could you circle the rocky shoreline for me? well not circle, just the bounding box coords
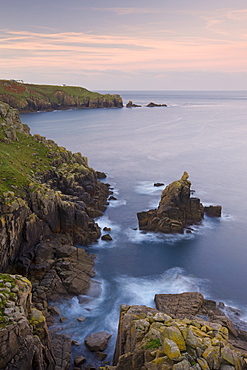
[0,101,112,368]
[1,102,247,370]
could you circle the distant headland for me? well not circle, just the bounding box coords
[0,79,123,112]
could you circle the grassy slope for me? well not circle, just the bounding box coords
[0,130,53,196]
[0,79,119,103]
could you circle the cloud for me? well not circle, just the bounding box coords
[88,7,157,16]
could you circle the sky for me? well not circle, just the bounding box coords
[1,0,247,90]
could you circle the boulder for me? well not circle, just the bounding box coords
[85,331,112,352]
[101,234,113,241]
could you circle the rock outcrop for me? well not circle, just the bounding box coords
[0,79,123,112]
[126,100,141,108]
[137,172,221,233]
[0,274,55,369]
[146,102,167,107]
[106,294,247,370]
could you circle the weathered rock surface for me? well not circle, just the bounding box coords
[0,274,55,369]
[126,100,141,107]
[137,172,221,234]
[106,300,247,370]
[146,102,167,107]
[85,331,112,352]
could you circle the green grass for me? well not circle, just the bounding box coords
[0,79,121,104]
[0,130,52,197]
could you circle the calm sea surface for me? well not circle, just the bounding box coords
[21,91,247,363]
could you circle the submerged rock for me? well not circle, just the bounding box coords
[137,172,221,234]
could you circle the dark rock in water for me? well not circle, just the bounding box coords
[103,226,111,232]
[126,100,141,108]
[101,234,112,241]
[85,331,112,352]
[146,102,167,107]
[109,195,117,200]
[154,182,164,187]
[137,172,222,234]
[74,356,86,365]
[204,205,222,217]
[95,351,108,361]
[96,171,107,179]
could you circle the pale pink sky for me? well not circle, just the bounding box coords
[1,0,247,90]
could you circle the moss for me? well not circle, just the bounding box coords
[144,339,162,350]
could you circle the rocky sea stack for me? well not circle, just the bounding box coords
[0,79,123,112]
[137,172,221,234]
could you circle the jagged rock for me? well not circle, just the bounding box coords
[204,205,222,217]
[85,331,112,352]
[137,172,221,234]
[109,302,247,370]
[74,355,86,365]
[101,234,113,241]
[146,102,167,107]
[0,274,55,369]
[126,100,141,108]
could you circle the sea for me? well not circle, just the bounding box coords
[20,90,247,365]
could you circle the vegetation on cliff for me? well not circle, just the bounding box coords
[0,79,123,112]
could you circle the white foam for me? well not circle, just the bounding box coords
[114,267,210,308]
[125,227,196,245]
[134,181,165,195]
[108,198,127,208]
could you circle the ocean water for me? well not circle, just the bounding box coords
[21,91,247,364]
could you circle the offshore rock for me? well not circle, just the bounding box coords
[105,299,247,370]
[137,172,221,234]
[126,100,141,107]
[146,102,167,107]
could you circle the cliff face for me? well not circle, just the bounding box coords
[0,274,55,369]
[137,172,221,234]
[0,101,112,368]
[0,79,123,112]
[107,294,247,370]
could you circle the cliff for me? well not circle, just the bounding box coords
[106,293,247,370]
[0,100,111,298]
[0,274,55,369]
[0,79,123,112]
[0,101,115,368]
[137,172,221,234]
